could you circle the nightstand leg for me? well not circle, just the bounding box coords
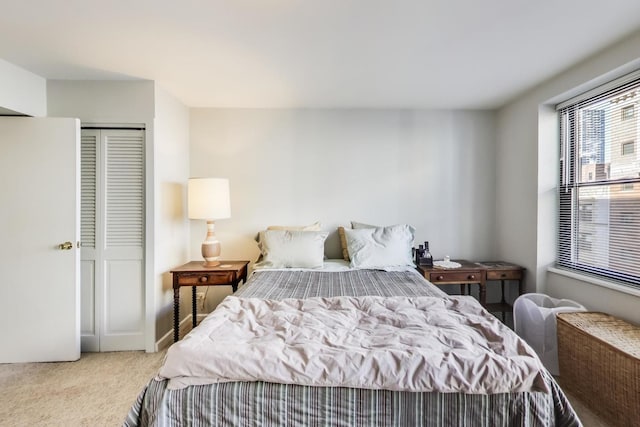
[192,286,197,329]
[173,287,180,343]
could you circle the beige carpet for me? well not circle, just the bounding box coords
[0,351,165,427]
[0,350,611,427]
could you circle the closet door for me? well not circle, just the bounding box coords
[81,128,145,351]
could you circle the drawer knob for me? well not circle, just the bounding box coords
[437,275,444,280]
[501,273,507,278]
[199,276,208,283]
[468,275,475,280]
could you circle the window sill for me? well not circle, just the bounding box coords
[547,266,640,298]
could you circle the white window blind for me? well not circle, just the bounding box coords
[558,74,640,287]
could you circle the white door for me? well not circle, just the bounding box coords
[0,117,80,363]
[81,128,145,352]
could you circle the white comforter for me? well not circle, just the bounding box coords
[160,295,548,394]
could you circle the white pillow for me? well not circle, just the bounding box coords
[256,230,328,269]
[255,221,321,244]
[350,222,416,260]
[344,224,415,269]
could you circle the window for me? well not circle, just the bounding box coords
[558,72,640,287]
[622,141,635,155]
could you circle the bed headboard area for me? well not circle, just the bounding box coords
[188,108,498,264]
[253,221,416,270]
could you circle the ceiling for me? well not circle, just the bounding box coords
[2,0,640,109]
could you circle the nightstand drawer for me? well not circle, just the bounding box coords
[486,270,522,281]
[178,272,235,286]
[429,271,482,283]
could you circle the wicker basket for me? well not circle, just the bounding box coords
[557,312,640,426]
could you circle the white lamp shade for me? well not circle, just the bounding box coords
[188,178,231,220]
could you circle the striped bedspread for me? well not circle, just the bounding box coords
[124,268,582,426]
[235,268,450,300]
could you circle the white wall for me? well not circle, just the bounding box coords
[496,29,640,324]
[47,80,155,122]
[190,108,497,310]
[153,85,190,347]
[0,58,46,116]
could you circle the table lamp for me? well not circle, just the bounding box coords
[188,178,231,266]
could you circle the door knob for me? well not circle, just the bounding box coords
[58,241,73,250]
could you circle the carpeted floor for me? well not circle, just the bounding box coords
[0,351,165,427]
[0,350,611,426]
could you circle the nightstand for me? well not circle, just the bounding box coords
[416,260,486,304]
[475,261,525,322]
[171,260,249,342]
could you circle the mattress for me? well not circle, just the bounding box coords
[124,267,582,426]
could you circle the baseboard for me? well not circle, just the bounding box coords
[155,313,210,351]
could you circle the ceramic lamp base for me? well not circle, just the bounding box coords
[201,220,221,266]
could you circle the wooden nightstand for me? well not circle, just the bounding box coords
[416,260,487,304]
[171,260,249,342]
[417,260,525,324]
[475,261,525,321]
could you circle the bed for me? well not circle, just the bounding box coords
[124,225,582,426]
